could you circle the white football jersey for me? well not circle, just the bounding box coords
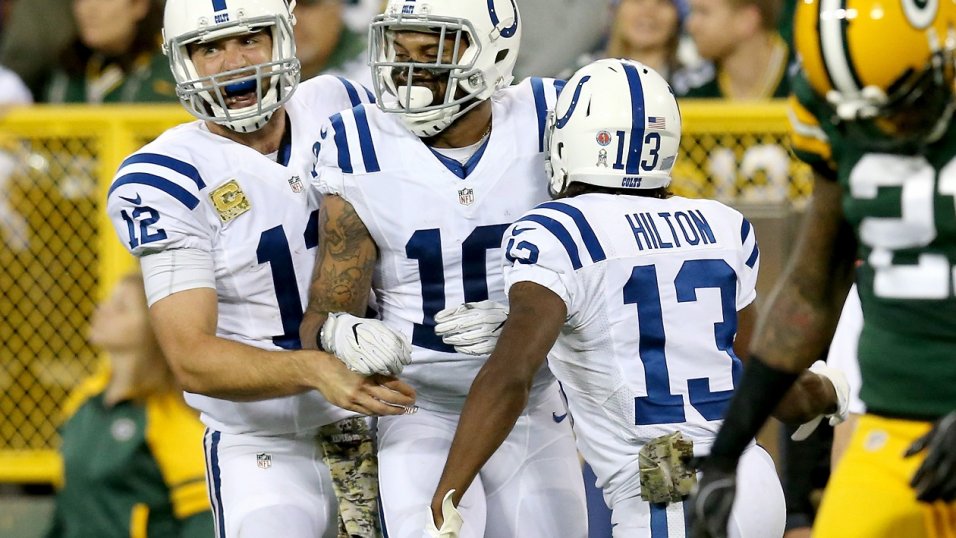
[502,193,759,505]
[106,75,374,435]
[313,78,565,412]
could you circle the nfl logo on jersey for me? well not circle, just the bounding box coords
[256,452,272,470]
[288,175,304,193]
[458,187,475,206]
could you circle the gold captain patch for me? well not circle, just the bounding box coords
[210,180,250,222]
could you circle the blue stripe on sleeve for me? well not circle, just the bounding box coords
[622,63,646,175]
[119,153,206,190]
[364,86,375,103]
[329,113,353,174]
[336,76,363,107]
[740,218,752,243]
[514,213,583,270]
[531,77,548,152]
[538,201,607,263]
[353,106,380,173]
[746,242,760,268]
[108,172,201,209]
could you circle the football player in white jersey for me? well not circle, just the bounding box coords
[106,1,416,536]
[427,59,849,537]
[300,0,588,536]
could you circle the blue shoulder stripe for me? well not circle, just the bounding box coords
[740,218,752,243]
[119,153,206,190]
[329,113,353,174]
[365,86,375,103]
[353,106,380,173]
[515,213,583,270]
[109,172,201,210]
[554,79,567,95]
[531,77,548,152]
[746,242,759,268]
[538,201,606,263]
[336,76,363,107]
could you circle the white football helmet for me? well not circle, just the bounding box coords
[369,0,521,137]
[163,0,300,133]
[546,59,682,195]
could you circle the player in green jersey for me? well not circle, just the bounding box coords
[690,0,956,536]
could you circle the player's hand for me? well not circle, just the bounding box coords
[905,410,956,502]
[321,313,411,375]
[791,360,850,441]
[425,490,463,538]
[434,300,508,355]
[689,460,737,538]
[313,354,417,416]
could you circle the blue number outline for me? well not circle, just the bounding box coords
[624,259,742,425]
[406,224,510,352]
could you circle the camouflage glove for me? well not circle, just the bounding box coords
[317,417,382,538]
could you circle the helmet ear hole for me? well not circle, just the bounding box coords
[557,141,564,159]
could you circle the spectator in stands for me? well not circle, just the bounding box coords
[44,0,176,103]
[561,0,696,91]
[680,0,789,98]
[45,271,214,538]
[295,0,371,86]
[0,0,74,100]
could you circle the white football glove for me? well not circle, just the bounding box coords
[425,490,463,538]
[433,300,508,355]
[320,313,411,376]
[791,360,850,441]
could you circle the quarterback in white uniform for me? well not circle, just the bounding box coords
[428,59,841,537]
[301,1,587,537]
[106,1,414,536]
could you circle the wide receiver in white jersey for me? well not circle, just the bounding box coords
[300,0,588,537]
[428,59,849,537]
[106,0,415,536]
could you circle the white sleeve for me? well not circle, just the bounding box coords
[500,215,581,313]
[827,284,865,414]
[737,215,760,310]
[140,248,216,306]
[106,151,213,257]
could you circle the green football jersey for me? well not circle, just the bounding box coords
[791,72,956,418]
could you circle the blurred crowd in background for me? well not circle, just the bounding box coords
[0,0,800,107]
[0,1,823,537]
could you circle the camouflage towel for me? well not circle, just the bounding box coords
[638,431,697,504]
[317,417,382,538]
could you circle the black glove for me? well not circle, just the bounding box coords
[689,459,737,538]
[905,410,956,502]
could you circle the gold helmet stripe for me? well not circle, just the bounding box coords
[819,0,863,94]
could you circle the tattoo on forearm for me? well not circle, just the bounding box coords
[310,199,376,316]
